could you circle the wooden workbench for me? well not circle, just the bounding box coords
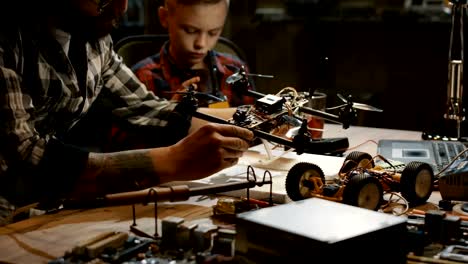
[0,124,448,263]
[0,199,216,263]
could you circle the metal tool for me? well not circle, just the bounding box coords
[445,0,467,139]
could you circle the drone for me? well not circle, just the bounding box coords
[174,69,383,157]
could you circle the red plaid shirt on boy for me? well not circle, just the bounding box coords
[132,41,254,107]
[106,41,255,151]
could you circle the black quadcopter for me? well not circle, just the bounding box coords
[173,69,382,156]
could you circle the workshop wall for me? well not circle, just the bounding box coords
[225,0,454,133]
[121,0,462,135]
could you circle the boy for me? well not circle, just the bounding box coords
[104,0,255,151]
[132,0,254,107]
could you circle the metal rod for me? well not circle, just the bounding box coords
[192,111,229,124]
[246,73,274,79]
[299,106,341,123]
[188,181,258,197]
[132,204,136,226]
[445,1,466,138]
[193,108,301,146]
[105,181,273,207]
[245,89,267,99]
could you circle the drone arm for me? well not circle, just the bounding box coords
[253,129,294,146]
[192,110,230,124]
[192,110,294,146]
[299,106,341,124]
[245,89,266,99]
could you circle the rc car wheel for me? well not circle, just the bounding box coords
[343,172,383,210]
[285,162,325,201]
[400,161,434,205]
[340,151,374,174]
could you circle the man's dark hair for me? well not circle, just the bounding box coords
[1,0,64,24]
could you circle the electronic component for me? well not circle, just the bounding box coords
[441,215,462,244]
[377,139,467,174]
[438,157,468,201]
[440,245,468,262]
[374,158,406,173]
[255,94,285,114]
[235,198,407,263]
[424,210,447,242]
[49,217,237,264]
[49,233,157,264]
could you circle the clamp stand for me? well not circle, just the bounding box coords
[123,166,273,239]
[445,0,466,139]
[423,0,467,141]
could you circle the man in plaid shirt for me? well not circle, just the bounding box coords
[0,0,253,226]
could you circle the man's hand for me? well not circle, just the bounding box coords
[150,123,254,183]
[73,124,253,199]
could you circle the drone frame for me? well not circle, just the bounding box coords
[175,88,351,156]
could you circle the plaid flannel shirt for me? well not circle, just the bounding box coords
[0,26,187,209]
[132,41,255,107]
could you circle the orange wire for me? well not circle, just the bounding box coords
[345,139,378,152]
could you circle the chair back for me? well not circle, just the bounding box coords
[114,34,248,67]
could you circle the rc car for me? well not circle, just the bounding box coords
[285,151,435,211]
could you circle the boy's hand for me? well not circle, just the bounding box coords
[171,76,201,101]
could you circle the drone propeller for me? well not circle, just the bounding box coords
[226,72,243,84]
[337,93,383,112]
[352,102,383,112]
[226,71,274,84]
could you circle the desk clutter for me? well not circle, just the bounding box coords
[43,149,468,264]
[377,139,468,201]
[377,139,467,174]
[48,221,237,264]
[48,199,468,264]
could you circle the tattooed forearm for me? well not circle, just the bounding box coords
[86,149,159,195]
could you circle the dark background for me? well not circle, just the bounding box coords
[113,0,466,137]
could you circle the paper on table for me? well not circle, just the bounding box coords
[239,144,345,178]
[187,144,346,204]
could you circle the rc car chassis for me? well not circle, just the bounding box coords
[285,151,435,211]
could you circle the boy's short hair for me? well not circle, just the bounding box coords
[165,0,227,4]
[165,0,229,12]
